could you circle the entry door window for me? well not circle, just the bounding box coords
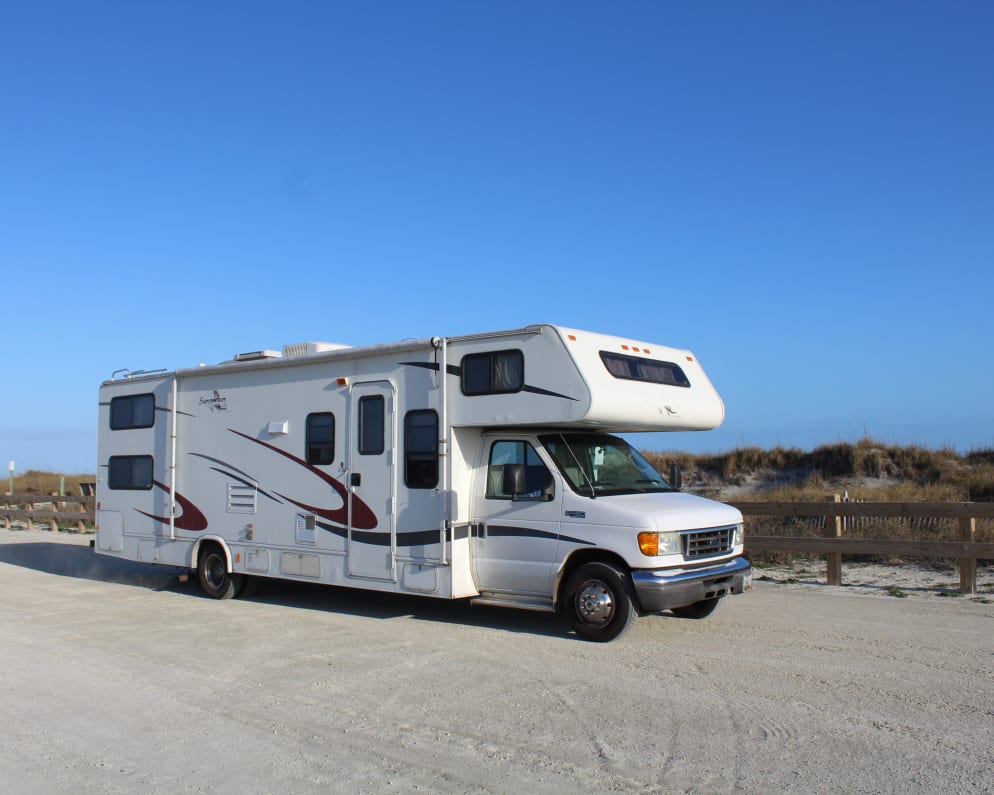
[358,395,384,455]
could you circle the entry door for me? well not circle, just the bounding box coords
[471,438,562,597]
[347,381,396,580]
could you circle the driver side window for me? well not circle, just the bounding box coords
[486,440,553,500]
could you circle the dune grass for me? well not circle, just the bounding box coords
[642,438,994,553]
[643,437,994,503]
[4,470,96,497]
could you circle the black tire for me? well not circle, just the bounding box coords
[671,597,721,619]
[197,544,243,599]
[562,562,637,642]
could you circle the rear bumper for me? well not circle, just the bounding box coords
[631,557,752,613]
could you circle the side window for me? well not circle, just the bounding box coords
[305,412,335,465]
[358,395,384,455]
[599,351,691,387]
[110,394,155,430]
[486,440,552,500]
[461,350,524,395]
[404,410,438,489]
[108,455,154,490]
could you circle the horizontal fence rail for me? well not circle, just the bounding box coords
[730,499,994,594]
[1,493,95,533]
[2,492,991,593]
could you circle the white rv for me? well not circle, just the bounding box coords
[95,324,751,641]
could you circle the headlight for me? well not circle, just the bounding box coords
[637,531,682,556]
[734,524,745,546]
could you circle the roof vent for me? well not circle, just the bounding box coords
[233,349,283,362]
[282,341,352,357]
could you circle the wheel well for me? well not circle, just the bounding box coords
[554,549,632,612]
[191,538,231,572]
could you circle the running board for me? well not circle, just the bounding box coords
[471,594,555,613]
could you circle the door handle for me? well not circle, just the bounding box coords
[477,523,487,539]
[350,473,361,487]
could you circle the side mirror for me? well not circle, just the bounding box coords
[502,463,527,496]
[669,462,683,491]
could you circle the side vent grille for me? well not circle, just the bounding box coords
[227,483,257,514]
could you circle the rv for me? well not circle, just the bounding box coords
[95,324,751,641]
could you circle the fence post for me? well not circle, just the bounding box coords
[825,495,843,586]
[959,517,977,595]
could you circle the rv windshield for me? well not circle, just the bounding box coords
[539,433,674,497]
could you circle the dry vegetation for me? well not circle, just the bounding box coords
[643,438,994,552]
[643,438,994,503]
[4,470,96,497]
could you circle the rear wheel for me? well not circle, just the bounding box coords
[671,597,721,619]
[197,544,243,599]
[563,562,637,642]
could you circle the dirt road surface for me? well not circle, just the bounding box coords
[1,528,991,794]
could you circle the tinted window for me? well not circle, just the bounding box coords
[599,352,690,387]
[541,432,672,496]
[486,440,551,500]
[462,355,492,395]
[358,395,384,455]
[108,455,154,490]
[461,350,524,395]
[306,412,335,465]
[404,410,438,489]
[110,394,155,430]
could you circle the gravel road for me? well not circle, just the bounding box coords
[1,528,991,794]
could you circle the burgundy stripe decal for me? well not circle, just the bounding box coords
[228,429,378,530]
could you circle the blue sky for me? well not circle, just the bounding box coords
[2,1,992,473]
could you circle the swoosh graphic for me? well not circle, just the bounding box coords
[486,525,591,546]
[136,480,209,531]
[316,522,467,547]
[399,361,578,401]
[229,429,378,530]
[206,467,283,505]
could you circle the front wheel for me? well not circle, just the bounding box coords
[671,597,721,619]
[197,545,243,599]
[562,562,637,642]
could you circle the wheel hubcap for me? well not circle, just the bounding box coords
[206,555,225,589]
[575,579,614,627]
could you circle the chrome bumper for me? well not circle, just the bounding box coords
[631,557,752,613]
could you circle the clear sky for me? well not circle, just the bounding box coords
[2,1,992,473]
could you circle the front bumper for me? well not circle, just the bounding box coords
[631,557,752,613]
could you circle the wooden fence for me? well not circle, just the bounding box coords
[2,491,992,594]
[0,493,95,533]
[731,498,994,594]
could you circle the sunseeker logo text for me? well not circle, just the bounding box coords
[200,391,228,411]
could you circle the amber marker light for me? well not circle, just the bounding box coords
[637,532,659,556]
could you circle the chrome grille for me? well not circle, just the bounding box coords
[683,525,735,559]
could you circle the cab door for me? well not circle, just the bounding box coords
[471,437,561,596]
